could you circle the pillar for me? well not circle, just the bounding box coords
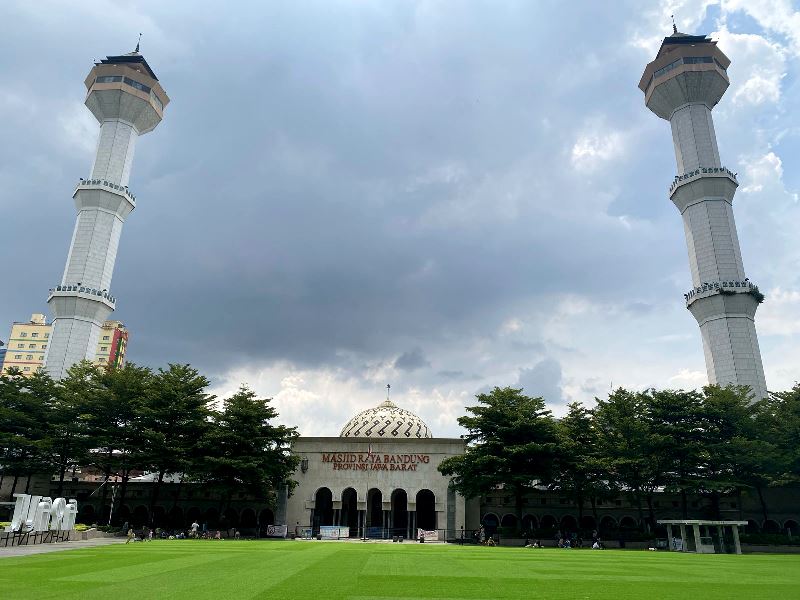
[692,524,701,552]
[666,524,674,551]
[679,524,687,552]
[717,525,724,553]
[732,524,742,555]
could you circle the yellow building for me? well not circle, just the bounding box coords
[94,320,128,368]
[1,315,127,376]
[1,313,51,376]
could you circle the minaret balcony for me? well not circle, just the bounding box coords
[669,166,738,195]
[684,279,763,308]
[48,284,116,308]
[75,178,137,205]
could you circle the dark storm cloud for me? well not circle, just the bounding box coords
[517,358,565,406]
[394,348,430,371]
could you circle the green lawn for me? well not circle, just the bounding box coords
[1,541,798,599]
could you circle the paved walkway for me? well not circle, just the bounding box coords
[0,537,124,559]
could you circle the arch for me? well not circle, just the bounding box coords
[391,489,408,537]
[784,519,799,535]
[539,515,558,531]
[500,513,518,529]
[168,506,184,529]
[132,505,149,528]
[186,506,202,528]
[152,505,166,528]
[482,512,499,533]
[258,508,274,527]
[314,487,334,534]
[416,489,436,531]
[745,519,760,534]
[521,514,538,533]
[223,508,239,528]
[204,507,219,528]
[763,519,780,534]
[341,488,358,535]
[599,515,617,533]
[78,504,96,525]
[560,515,578,533]
[619,516,637,530]
[240,508,257,529]
[580,515,596,531]
[366,488,383,537]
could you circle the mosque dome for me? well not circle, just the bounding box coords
[339,400,433,439]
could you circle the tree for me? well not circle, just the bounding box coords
[696,385,778,520]
[47,363,95,497]
[83,362,153,524]
[438,387,559,528]
[0,368,50,498]
[594,388,663,530]
[551,401,613,527]
[645,388,705,520]
[142,364,214,527]
[198,386,299,517]
[769,383,800,483]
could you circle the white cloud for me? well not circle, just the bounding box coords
[722,0,800,56]
[739,151,783,193]
[571,127,625,170]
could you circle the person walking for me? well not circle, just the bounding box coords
[125,528,135,544]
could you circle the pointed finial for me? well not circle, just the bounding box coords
[671,15,678,34]
[386,383,391,401]
[135,33,142,53]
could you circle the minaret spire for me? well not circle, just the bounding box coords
[135,33,142,53]
[671,15,677,34]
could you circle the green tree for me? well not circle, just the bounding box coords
[0,368,50,499]
[551,401,613,528]
[83,362,153,524]
[438,387,559,528]
[143,364,214,527]
[47,363,95,497]
[594,388,663,530]
[646,388,704,520]
[199,386,299,516]
[769,383,800,483]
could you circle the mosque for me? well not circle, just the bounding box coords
[279,399,478,539]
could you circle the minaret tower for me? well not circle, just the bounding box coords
[44,49,169,379]
[639,30,767,399]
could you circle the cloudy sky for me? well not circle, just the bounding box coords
[1,0,799,436]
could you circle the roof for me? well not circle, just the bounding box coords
[99,52,159,81]
[656,33,716,60]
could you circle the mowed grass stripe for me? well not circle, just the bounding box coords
[0,541,798,600]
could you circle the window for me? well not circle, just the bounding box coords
[123,77,151,94]
[31,333,39,338]
[17,344,24,348]
[23,367,30,372]
[683,56,713,64]
[44,333,49,339]
[14,354,22,359]
[20,332,27,337]
[28,344,36,349]
[101,346,108,352]
[26,355,33,360]
[103,336,110,341]
[96,75,123,83]
[42,345,47,350]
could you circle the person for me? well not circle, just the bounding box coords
[214,530,221,540]
[534,540,542,548]
[191,521,199,538]
[126,528,135,544]
[486,537,496,547]
[234,529,241,540]
[148,528,154,541]
[564,539,571,549]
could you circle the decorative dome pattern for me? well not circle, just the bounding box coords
[340,400,433,439]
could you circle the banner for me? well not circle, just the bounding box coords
[320,526,350,539]
[417,529,438,541]
[265,525,288,538]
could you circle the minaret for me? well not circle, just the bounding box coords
[44,49,169,379]
[639,31,767,399]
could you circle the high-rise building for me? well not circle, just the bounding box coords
[639,29,767,399]
[94,320,128,368]
[1,314,52,376]
[44,49,168,380]
[0,340,7,371]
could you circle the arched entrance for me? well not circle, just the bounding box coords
[521,514,538,534]
[132,505,149,528]
[561,515,578,533]
[168,506,184,529]
[240,508,257,529]
[539,515,558,532]
[599,516,617,534]
[580,515,596,532]
[341,488,358,535]
[501,514,518,531]
[366,488,383,537]
[416,489,436,531]
[391,489,408,537]
[313,487,334,534]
